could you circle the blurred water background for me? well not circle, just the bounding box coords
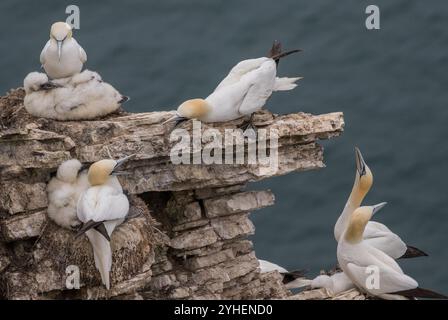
[1,0,447,292]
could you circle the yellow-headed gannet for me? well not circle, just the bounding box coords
[40,22,87,79]
[23,70,128,120]
[334,147,427,259]
[165,41,302,128]
[75,155,134,289]
[337,204,447,300]
[47,159,90,230]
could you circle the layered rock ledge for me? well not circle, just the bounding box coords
[0,88,346,299]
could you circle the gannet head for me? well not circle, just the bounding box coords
[355,147,373,193]
[50,22,73,61]
[87,155,135,186]
[345,203,387,243]
[165,99,211,127]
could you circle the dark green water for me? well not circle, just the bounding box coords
[1,0,447,293]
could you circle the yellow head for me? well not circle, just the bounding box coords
[352,147,373,203]
[50,22,73,41]
[177,99,211,120]
[345,203,387,243]
[87,159,116,186]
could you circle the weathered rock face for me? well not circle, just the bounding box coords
[0,88,345,299]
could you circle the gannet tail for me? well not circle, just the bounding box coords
[400,245,429,259]
[274,77,303,91]
[86,229,112,290]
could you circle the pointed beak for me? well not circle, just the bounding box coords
[112,154,136,175]
[57,40,63,61]
[163,114,189,128]
[270,49,302,61]
[372,202,387,215]
[355,147,367,177]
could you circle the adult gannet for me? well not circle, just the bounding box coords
[40,22,87,79]
[23,70,128,120]
[165,42,302,128]
[338,204,447,300]
[75,155,134,289]
[47,159,89,230]
[334,147,427,259]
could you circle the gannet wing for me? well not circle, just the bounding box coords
[94,192,129,221]
[79,45,87,63]
[214,57,269,92]
[347,262,417,295]
[363,225,407,260]
[40,40,51,66]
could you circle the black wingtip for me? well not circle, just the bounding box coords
[281,269,308,284]
[119,95,130,104]
[400,245,429,259]
[393,287,448,299]
[75,220,110,241]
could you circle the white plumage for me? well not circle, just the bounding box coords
[40,22,87,79]
[258,259,288,273]
[76,158,131,289]
[47,159,89,230]
[286,272,355,295]
[23,70,127,120]
[337,205,419,300]
[169,47,301,125]
[334,148,416,260]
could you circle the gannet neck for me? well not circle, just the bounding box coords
[88,159,116,186]
[344,206,373,244]
[177,98,211,120]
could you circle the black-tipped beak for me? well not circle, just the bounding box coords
[372,202,387,216]
[355,147,367,177]
[270,49,302,61]
[119,95,130,104]
[112,154,136,175]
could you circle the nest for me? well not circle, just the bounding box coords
[35,195,165,289]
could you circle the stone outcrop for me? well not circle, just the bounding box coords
[0,88,346,299]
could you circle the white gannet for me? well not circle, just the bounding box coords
[338,204,447,300]
[75,155,134,289]
[40,22,87,79]
[23,70,128,120]
[334,147,427,259]
[47,159,90,230]
[165,41,302,128]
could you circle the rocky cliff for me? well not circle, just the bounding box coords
[0,88,348,299]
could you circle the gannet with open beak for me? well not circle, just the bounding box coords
[47,159,89,230]
[75,155,134,289]
[334,148,427,259]
[338,204,447,300]
[165,41,302,128]
[40,22,87,79]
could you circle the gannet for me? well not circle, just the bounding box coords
[165,42,302,127]
[258,259,307,285]
[338,204,447,300]
[23,70,128,120]
[334,147,427,259]
[47,159,89,230]
[75,155,134,289]
[286,272,355,295]
[40,22,87,79]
